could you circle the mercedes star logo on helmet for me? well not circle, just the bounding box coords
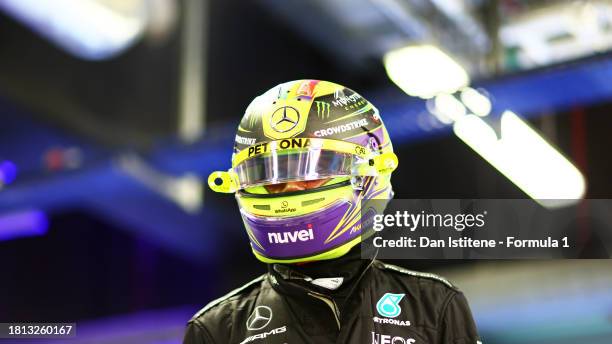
[270,106,300,133]
[246,306,273,330]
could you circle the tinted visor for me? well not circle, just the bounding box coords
[234,149,363,189]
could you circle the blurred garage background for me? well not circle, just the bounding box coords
[0,0,611,343]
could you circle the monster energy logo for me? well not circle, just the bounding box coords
[315,101,331,118]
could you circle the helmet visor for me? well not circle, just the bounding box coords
[208,138,397,194]
[234,148,362,190]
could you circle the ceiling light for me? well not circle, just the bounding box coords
[384,45,470,99]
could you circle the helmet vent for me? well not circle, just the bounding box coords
[301,198,325,206]
[253,204,271,210]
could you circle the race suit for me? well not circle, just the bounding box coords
[183,250,481,344]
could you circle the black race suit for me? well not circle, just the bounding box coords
[183,250,481,344]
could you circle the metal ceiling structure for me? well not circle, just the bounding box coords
[258,0,490,75]
[259,0,612,77]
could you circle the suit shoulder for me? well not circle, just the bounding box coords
[374,261,457,290]
[189,274,266,323]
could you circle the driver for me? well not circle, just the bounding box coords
[183,80,481,344]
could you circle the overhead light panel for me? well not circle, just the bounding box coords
[460,87,492,117]
[431,93,466,123]
[453,111,586,208]
[0,0,148,60]
[384,45,470,99]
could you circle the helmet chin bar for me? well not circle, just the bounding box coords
[240,174,393,264]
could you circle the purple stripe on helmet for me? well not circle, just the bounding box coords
[241,201,361,259]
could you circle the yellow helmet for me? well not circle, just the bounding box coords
[208,80,397,263]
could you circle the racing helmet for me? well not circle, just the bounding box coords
[208,80,398,264]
